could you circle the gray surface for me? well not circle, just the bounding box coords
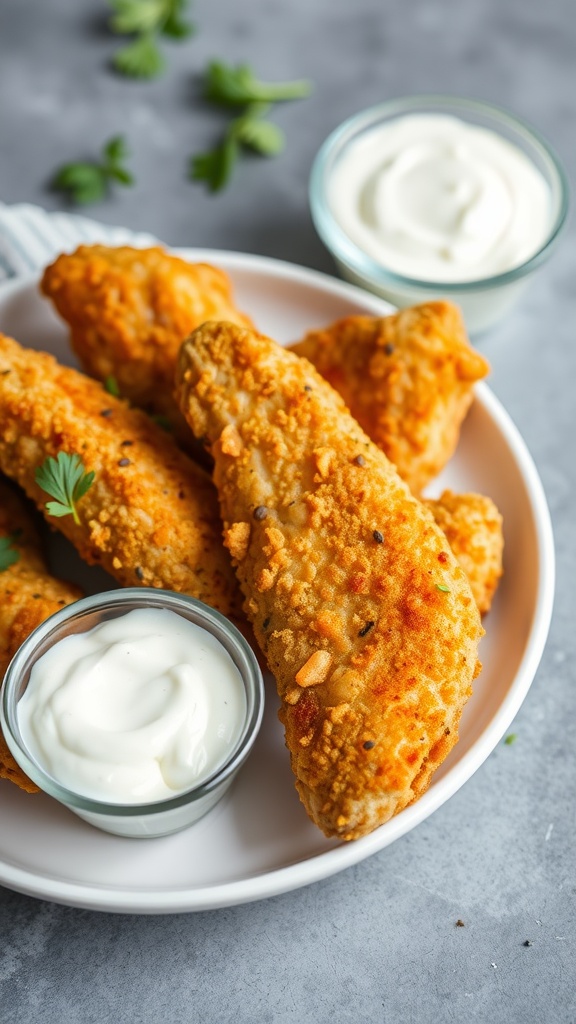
[0,0,574,1021]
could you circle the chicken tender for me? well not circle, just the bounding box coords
[424,490,503,615]
[176,321,484,841]
[291,302,490,495]
[0,479,83,792]
[0,333,243,624]
[41,245,254,445]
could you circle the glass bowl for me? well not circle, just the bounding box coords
[309,95,570,334]
[1,589,264,838]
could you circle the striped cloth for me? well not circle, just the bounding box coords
[0,202,157,280]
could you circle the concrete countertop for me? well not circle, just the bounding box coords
[0,0,574,1020]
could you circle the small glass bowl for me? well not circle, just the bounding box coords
[309,95,570,334]
[1,589,264,838]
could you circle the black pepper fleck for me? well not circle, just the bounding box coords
[100,409,113,417]
[358,620,375,637]
[304,385,312,392]
[253,506,268,521]
[523,940,533,947]
[373,530,384,544]
[456,919,465,928]
[263,616,271,630]
[363,740,375,750]
[178,490,185,500]
[120,440,134,447]
[354,455,366,467]
[384,343,395,355]
[117,458,131,467]
[135,566,144,580]
[32,593,41,599]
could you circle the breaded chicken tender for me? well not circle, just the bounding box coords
[176,321,484,841]
[291,302,490,495]
[0,333,243,623]
[41,245,254,445]
[424,490,504,616]
[0,479,83,792]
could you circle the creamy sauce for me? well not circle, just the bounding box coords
[18,608,246,803]
[329,113,551,282]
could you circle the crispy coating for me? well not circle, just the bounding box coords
[176,321,484,841]
[291,302,490,495]
[424,490,504,616]
[40,245,254,445]
[0,479,83,793]
[0,333,244,624]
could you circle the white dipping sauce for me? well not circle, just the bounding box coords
[19,608,246,803]
[329,113,551,282]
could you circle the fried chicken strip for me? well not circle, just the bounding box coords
[0,333,243,623]
[424,490,503,616]
[0,479,83,792]
[290,302,490,495]
[40,245,254,446]
[176,321,484,840]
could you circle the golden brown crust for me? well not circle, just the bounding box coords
[40,245,254,446]
[425,490,504,615]
[0,479,83,793]
[290,302,490,495]
[0,332,244,624]
[176,321,484,840]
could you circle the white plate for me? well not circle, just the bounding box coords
[0,250,554,914]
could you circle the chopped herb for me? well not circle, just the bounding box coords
[363,740,375,750]
[109,0,194,79]
[35,451,95,525]
[150,414,172,431]
[117,457,132,467]
[373,530,384,544]
[253,505,268,521]
[358,620,375,637]
[104,375,120,397]
[504,733,517,745]
[52,135,134,205]
[354,455,366,467]
[436,583,450,593]
[0,531,21,573]
[191,61,312,193]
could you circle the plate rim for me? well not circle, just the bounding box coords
[0,250,555,913]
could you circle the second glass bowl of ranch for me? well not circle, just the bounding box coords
[1,589,264,838]
[310,95,569,333]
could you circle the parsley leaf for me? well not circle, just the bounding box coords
[52,135,134,205]
[104,374,121,397]
[191,65,312,193]
[109,0,194,79]
[35,452,95,526]
[0,531,21,573]
[203,61,312,107]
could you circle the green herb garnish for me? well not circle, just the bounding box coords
[104,374,121,397]
[35,452,95,525]
[0,531,21,573]
[504,733,517,745]
[52,136,134,205]
[191,61,312,192]
[109,0,194,78]
[436,583,451,593]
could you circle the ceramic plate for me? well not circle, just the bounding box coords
[0,250,554,913]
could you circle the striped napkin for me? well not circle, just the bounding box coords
[0,202,156,280]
